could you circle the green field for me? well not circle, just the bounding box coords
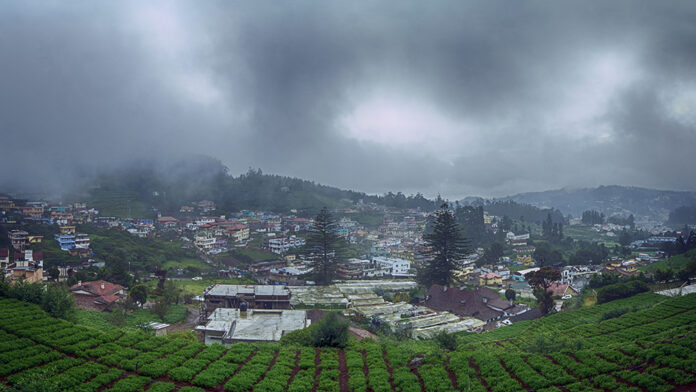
[74,305,189,331]
[144,277,257,296]
[564,225,609,242]
[162,257,210,271]
[86,189,151,218]
[1,289,696,391]
[639,249,696,273]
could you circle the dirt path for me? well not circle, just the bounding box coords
[167,306,200,333]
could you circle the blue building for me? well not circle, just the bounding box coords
[54,234,75,250]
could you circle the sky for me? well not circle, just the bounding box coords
[1,1,696,199]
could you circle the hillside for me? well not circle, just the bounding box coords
[1,292,695,391]
[60,156,437,217]
[501,185,696,225]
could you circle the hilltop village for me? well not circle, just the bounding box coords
[2,190,694,342]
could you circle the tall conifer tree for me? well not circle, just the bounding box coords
[306,207,346,285]
[419,203,469,286]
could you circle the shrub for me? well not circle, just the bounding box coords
[597,281,649,304]
[435,331,457,351]
[310,312,349,348]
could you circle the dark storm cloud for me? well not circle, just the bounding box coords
[1,1,695,198]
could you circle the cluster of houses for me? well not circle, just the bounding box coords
[193,277,546,344]
[0,197,99,225]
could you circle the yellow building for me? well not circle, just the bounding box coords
[517,255,533,265]
[390,249,414,262]
[28,236,43,244]
[479,272,503,286]
[60,226,76,235]
[453,266,475,281]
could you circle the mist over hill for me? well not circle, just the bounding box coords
[500,186,696,225]
[45,156,437,216]
[5,155,696,225]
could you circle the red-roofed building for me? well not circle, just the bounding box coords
[425,285,512,323]
[547,283,578,297]
[157,216,179,229]
[69,280,126,311]
[14,250,43,262]
[5,250,43,284]
[0,248,9,270]
[479,272,503,286]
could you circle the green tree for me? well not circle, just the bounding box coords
[305,207,346,285]
[41,285,75,320]
[419,204,470,286]
[162,280,182,305]
[526,266,561,292]
[310,312,349,348]
[534,288,555,314]
[46,266,60,281]
[618,230,632,247]
[151,300,169,321]
[505,288,516,303]
[435,330,458,351]
[654,268,674,283]
[533,243,564,266]
[109,304,128,327]
[582,210,605,225]
[129,284,149,308]
[528,267,560,314]
[477,241,505,267]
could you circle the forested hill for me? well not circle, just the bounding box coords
[501,185,696,224]
[68,156,437,217]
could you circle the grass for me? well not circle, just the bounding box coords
[235,248,277,261]
[564,225,609,242]
[74,304,189,331]
[162,257,210,271]
[639,249,696,273]
[144,277,257,296]
[87,189,150,218]
[74,309,120,332]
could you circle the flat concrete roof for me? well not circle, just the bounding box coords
[656,284,696,297]
[197,308,309,342]
[205,284,289,297]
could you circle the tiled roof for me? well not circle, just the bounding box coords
[425,285,503,321]
[547,283,571,297]
[70,280,124,296]
[510,307,543,322]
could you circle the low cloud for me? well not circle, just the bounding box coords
[1,1,695,198]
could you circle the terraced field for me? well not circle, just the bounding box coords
[0,292,695,391]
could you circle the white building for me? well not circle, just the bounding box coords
[195,231,216,251]
[196,308,310,344]
[74,233,90,249]
[372,256,411,277]
[268,235,306,254]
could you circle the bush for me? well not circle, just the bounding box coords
[435,331,457,351]
[310,312,349,348]
[599,307,631,321]
[279,324,313,346]
[597,281,649,304]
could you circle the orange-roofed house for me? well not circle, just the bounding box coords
[479,272,503,286]
[547,283,578,297]
[157,216,179,229]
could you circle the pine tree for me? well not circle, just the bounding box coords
[419,203,470,286]
[305,207,346,285]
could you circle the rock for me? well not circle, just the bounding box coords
[408,355,425,369]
